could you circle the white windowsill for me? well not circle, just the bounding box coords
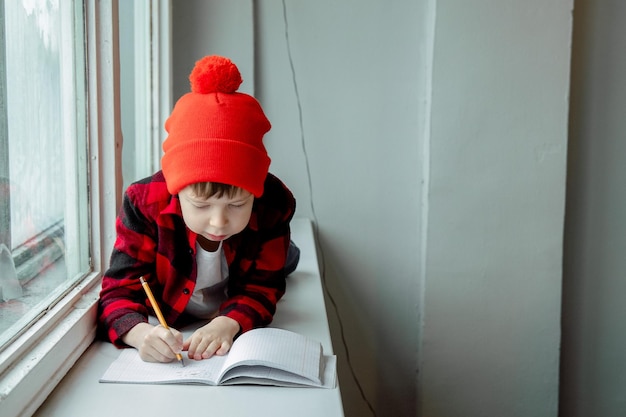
[0,273,101,417]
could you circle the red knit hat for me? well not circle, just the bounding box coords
[161,55,271,197]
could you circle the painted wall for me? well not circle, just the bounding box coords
[560,1,626,416]
[171,1,254,99]
[420,2,571,416]
[171,1,573,416]
[255,3,425,416]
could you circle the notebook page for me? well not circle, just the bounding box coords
[221,355,337,388]
[220,328,322,384]
[100,348,227,385]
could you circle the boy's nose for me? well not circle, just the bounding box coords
[209,209,227,227]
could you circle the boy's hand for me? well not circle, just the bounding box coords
[183,316,240,360]
[122,322,184,363]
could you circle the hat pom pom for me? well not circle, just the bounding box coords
[189,55,243,94]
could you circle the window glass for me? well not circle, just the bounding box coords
[0,0,89,350]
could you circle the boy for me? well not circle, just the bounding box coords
[98,55,297,364]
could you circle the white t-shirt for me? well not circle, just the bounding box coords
[184,240,229,319]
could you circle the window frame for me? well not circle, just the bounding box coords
[0,1,122,416]
[121,0,171,186]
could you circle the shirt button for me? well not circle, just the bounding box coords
[183,288,190,295]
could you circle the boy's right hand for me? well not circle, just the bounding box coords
[121,322,184,363]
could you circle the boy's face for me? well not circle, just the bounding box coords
[178,185,254,244]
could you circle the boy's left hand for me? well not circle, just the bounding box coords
[183,316,241,360]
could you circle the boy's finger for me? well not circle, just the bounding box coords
[214,341,232,356]
[155,325,183,353]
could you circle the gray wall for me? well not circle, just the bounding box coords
[172,1,254,99]
[171,1,576,416]
[255,3,425,416]
[560,1,626,416]
[421,2,571,416]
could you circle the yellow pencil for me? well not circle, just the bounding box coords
[139,276,184,367]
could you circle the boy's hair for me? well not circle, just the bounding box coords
[189,181,242,199]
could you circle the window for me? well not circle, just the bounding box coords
[0,1,122,416]
[0,0,89,351]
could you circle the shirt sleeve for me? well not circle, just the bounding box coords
[97,186,157,346]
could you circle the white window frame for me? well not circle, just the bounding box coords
[120,0,171,188]
[0,1,122,416]
[133,0,171,179]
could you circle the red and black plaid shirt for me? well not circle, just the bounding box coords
[98,171,296,347]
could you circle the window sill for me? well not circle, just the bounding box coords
[0,273,101,417]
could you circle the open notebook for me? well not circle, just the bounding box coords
[100,327,336,388]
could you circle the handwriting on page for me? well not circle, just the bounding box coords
[101,349,227,384]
